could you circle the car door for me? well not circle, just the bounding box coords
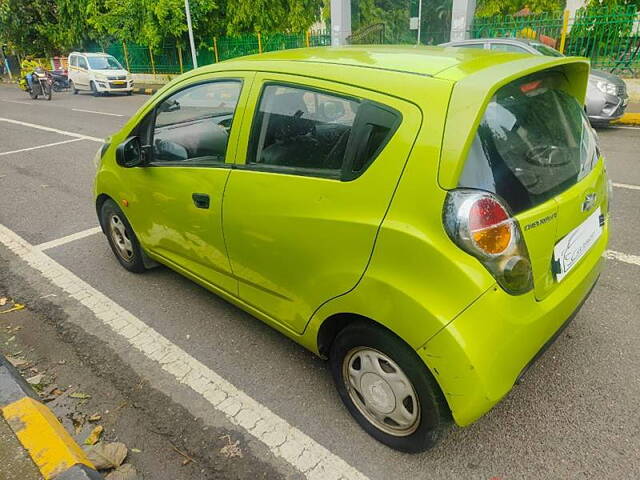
[222,74,422,334]
[122,73,254,295]
[76,56,90,89]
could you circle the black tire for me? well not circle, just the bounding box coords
[29,88,38,99]
[90,81,99,97]
[100,199,146,273]
[126,91,133,96]
[70,80,78,94]
[45,83,52,100]
[329,321,450,453]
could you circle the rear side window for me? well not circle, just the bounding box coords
[247,84,359,175]
[247,83,400,180]
[458,72,598,214]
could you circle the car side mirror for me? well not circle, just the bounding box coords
[158,99,180,113]
[116,136,145,168]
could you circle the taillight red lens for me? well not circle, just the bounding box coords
[468,197,512,255]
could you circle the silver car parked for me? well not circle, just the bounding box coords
[441,37,629,125]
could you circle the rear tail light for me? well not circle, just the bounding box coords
[443,189,533,295]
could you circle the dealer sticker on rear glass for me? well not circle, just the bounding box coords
[553,207,602,282]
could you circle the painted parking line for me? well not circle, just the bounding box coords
[0,222,368,480]
[72,108,125,117]
[0,138,84,157]
[613,182,640,191]
[35,226,102,251]
[0,117,103,143]
[605,250,640,267]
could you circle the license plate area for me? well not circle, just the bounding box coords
[553,207,602,282]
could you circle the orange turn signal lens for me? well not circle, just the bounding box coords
[471,222,512,255]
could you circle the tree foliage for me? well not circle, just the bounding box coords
[0,0,322,56]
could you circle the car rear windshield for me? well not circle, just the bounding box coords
[458,71,598,214]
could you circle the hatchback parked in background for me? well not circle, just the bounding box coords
[68,52,133,96]
[94,46,609,452]
[441,37,629,125]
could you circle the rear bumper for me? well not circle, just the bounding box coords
[418,224,608,426]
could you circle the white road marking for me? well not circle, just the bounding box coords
[72,108,124,117]
[0,117,103,143]
[1,99,38,106]
[613,182,640,191]
[608,126,640,130]
[35,226,102,251]
[605,249,640,266]
[0,223,368,480]
[0,138,84,157]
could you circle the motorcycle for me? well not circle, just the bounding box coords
[50,69,69,92]
[25,68,53,100]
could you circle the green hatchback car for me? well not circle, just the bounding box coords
[94,46,609,452]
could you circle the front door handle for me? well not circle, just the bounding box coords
[192,193,210,209]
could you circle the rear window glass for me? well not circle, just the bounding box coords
[458,72,598,214]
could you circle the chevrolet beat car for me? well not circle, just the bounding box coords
[441,38,629,125]
[93,46,609,452]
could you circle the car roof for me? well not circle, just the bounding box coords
[444,38,538,46]
[69,52,113,57]
[216,45,532,78]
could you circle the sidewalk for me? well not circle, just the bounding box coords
[0,416,42,480]
[0,349,102,480]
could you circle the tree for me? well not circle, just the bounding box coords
[0,0,59,55]
[225,0,322,34]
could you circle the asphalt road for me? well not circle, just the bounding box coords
[1,84,639,480]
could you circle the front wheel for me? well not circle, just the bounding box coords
[90,81,99,97]
[45,82,52,100]
[29,87,38,99]
[330,321,450,452]
[70,80,78,94]
[100,199,146,273]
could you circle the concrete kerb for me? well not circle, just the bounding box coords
[0,354,103,480]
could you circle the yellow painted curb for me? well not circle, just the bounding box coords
[613,112,640,126]
[2,397,95,479]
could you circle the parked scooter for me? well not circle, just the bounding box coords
[25,67,53,100]
[50,69,69,92]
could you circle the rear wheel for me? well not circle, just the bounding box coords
[329,321,450,452]
[100,199,146,273]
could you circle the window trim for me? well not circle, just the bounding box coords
[140,78,244,169]
[240,81,401,182]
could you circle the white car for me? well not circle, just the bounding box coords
[67,52,134,96]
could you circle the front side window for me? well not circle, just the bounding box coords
[88,55,123,70]
[152,81,241,165]
[78,57,88,69]
[247,84,360,175]
[490,43,529,54]
[459,72,598,214]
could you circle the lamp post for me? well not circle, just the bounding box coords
[184,0,198,69]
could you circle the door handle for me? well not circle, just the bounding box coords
[192,193,210,209]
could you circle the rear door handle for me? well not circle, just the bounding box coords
[192,193,210,209]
